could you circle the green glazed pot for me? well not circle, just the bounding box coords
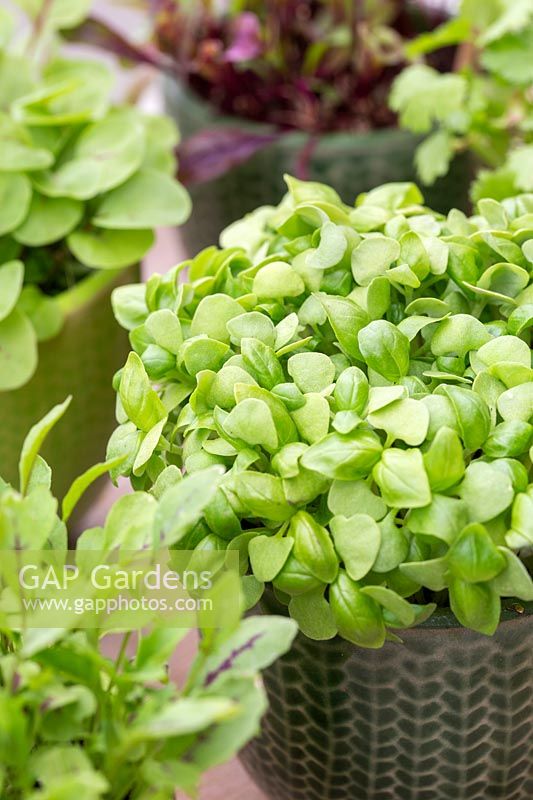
[241,590,533,800]
[0,265,138,506]
[166,81,473,255]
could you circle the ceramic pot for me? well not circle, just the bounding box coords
[167,82,473,255]
[241,591,533,800]
[0,265,138,505]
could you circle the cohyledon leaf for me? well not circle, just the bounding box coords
[145,309,183,355]
[132,418,167,475]
[358,320,411,382]
[14,193,83,246]
[287,352,336,393]
[459,461,514,523]
[288,586,337,640]
[351,235,400,285]
[447,522,507,584]
[448,579,500,636]
[274,312,300,350]
[423,426,465,491]
[405,16,471,57]
[0,307,38,391]
[399,557,448,592]
[241,337,285,389]
[226,312,276,348]
[111,284,149,331]
[358,182,423,211]
[327,479,387,521]
[473,335,531,374]
[373,512,409,573]
[334,367,369,414]
[181,336,229,377]
[397,314,446,341]
[497,382,533,422]
[291,510,338,583]
[330,513,381,581]
[367,386,407,414]
[436,384,491,451]
[430,314,492,358]
[249,534,293,582]
[329,570,386,648]
[106,422,142,482]
[408,494,469,545]
[316,293,369,359]
[223,398,279,452]
[373,448,432,508]
[234,383,298,446]
[474,263,530,304]
[92,168,191,229]
[508,304,533,336]
[301,430,383,481]
[307,221,347,269]
[68,227,154,270]
[252,260,305,299]
[18,396,72,494]
[364,275,392,319]
[0,260,24,321]
[33,107,144,199]
[491,547,533,601]
[233,471,293,522]
[509,492,533,547]
[367,397,430,446]
[191,294,245,344]
[154,467,223,547]
[119,352,167,432]
[484,420,533,458]
[361,586,416,627]
[0,173,32,235]
[290,392,331,444]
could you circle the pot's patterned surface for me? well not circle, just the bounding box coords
[168,83,474,256]
[241,596,533,800]
[0,266,138,505]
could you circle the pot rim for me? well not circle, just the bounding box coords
[167,79,412,145]
[414,599,533,630]
[263,586,533,636]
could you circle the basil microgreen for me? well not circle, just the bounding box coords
[111,175,533,645]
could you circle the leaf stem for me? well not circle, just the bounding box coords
[26,0,55,60]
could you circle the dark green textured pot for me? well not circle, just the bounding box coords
[241,591,533,800]
[0,265,138,505]
[167,82,473,255]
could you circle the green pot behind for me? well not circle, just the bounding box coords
[167,82,474,255]
[0,265,138,506]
